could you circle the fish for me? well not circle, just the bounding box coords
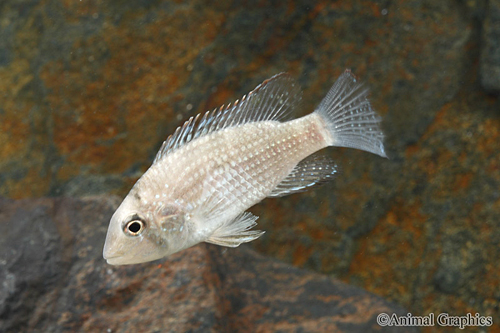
[103,69,386,265]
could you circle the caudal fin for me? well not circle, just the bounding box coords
[314,69,387,158]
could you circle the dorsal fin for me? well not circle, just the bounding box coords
[153,73,302,164]
[268,153,338,198]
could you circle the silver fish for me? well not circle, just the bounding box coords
[103,70,386,265]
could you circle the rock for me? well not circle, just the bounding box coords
[1,0,499,327]
[481,0,500,92]
[0,197,414,332]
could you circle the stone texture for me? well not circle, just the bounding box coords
[0,197,414,332]
[0,0,499,329]
[481,0,500,91]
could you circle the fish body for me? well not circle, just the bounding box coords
[103,70,386,265]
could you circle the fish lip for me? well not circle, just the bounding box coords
[104,253,128,265]
[103,248,124,261]
[104,256,121,264]
[102,236,123,261]
[103,254,119,260]
[105,257,123,265]
[105,257,119,264]
[106,255,147,266]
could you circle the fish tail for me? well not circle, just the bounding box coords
[314,69,387,157]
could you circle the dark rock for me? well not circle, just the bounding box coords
[481,0,500,92]
[0,198,65,330]
[0,197,414,332]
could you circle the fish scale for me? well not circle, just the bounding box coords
[155,114,326,218]
[103,70,386,265]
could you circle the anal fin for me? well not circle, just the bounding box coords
[269,153,337,198]
[206,212,265,248]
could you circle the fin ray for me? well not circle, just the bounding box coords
[206,212,265,247]
[269,154,337,198]
[154,73,302,164]
[314,69,386,157]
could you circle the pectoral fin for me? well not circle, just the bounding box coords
[268,153,337,197]
[206,212,265,247]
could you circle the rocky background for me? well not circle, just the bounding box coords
[0,197,416,332]
[0,0,499,331]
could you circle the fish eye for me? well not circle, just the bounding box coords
[124,219,145,236]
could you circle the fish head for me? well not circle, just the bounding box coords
[103,189,186,265]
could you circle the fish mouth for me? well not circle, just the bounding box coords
[103,253,118,263]
[102,229,124,264]
[103,246,144,265]
[105,255,151,266]
[103,246,125,265]
[103,251,130,265]
[105,256,124,265]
